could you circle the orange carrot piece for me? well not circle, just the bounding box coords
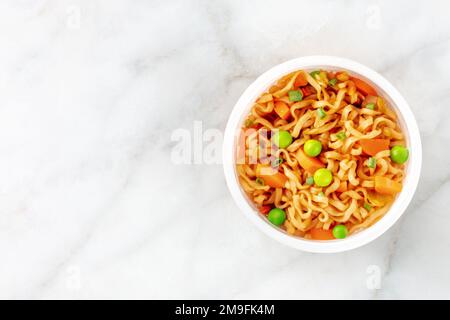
[360,139,390,156]
[374,176,402,195]
[274,101,290,120]
[295,149,325,174]
[259,205,272,215]
[294,72,308,87]
[351,77,377,96]
[255,164,288,188]
[337,181,347,193]
[310,228,335,240]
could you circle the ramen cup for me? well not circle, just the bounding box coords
[223,56,422,253]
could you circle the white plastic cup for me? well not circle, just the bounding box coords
[223,56,422,253]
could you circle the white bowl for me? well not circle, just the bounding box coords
[223,56,422,253]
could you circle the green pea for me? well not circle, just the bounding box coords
[332,225,348,239]
[390,145,409,164]
[366,103,376,110]
[364,202,372,211]
[268,208,286,226]
[304,139,322,157]
[313,168,333,187]
[272,130,293,149]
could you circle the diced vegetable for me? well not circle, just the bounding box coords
[274,101,291,120]
[360,139,390,156]
[294,72,308,87]
[390,145,409,164]
[336,71,349,81]
[268,208,286,226]
[317,107,326,119]
[295,149,325,174]
[236,135,245,165]
[310,228,335,240]
[319,71,328,82]
[272,130,293,148]
[366,103,375,110]
[363,202,372,211]
[336,131,347,140]
[256,164,288,188]
[328,78,337,86]
[314,168,333,187]
[255,177,265,185]
[288,90,303,102]
[309,70,320,78]
[259,205,272,215]
[271,158,283,167]
[306,176,314,185]
[374,176,402,195]
[332,225,348,239]
[351,77,377,96]
[303,139,322,157]
[367,157,376,169]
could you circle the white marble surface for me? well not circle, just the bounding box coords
[1,0,450,299]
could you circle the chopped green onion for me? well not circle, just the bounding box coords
[366,103,376,110]
[288,90,303,102]
[310,70,320,78]
[317,107,326,119]
[328,78,337,86]
[271,158,283,167]
[368,157,376,169]
[364,202,372,211]
[336,131,347,140]
[255,177,265,186]
[306,176,314,185]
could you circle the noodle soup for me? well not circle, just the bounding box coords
[236,69,409,240]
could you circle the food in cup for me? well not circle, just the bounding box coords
[236,69,409,240]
